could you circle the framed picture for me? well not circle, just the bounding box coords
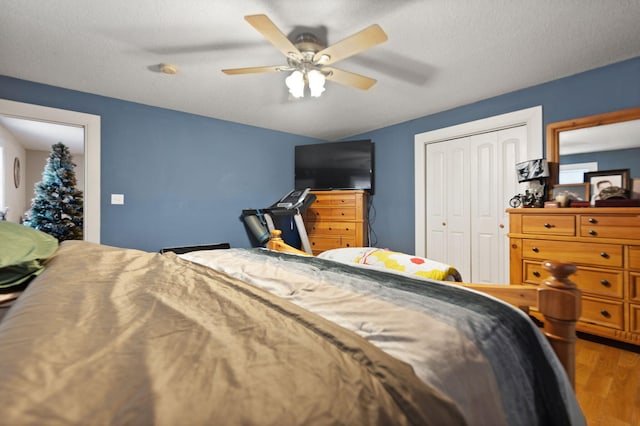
[516,158,549,182]
[552,183,590,202]
[584,169,630,204]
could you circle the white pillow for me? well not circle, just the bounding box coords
[318,247,462,281]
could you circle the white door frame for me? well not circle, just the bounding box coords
[414,106,543,257]
[0,99,101,243]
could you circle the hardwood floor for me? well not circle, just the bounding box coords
[575,333,640,425]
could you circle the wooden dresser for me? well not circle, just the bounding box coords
[508,207,640,345]
[303,190,369,255]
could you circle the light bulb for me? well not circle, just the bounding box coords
[285,70,305,98]
[308,69,326,97]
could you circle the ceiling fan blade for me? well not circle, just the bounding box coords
[324,67,377,90]
[222,66,284,75]
[244,14,302,61]
[314,24,387,65]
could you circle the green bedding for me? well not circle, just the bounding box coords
[0,222,58,290]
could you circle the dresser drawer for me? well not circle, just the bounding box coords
[630,304,640,333]
[627,246,640,270]
[581,297,624,330]
[522,239,623,267]
[306,221,357,237]
[630,272,640,302]
[523,261,623,298]
[571,266,624,298]
[580,214,640,239]
[521,215,575,236]
[523,261,548,284]
[310,193,356,206]
[305,207,356,221]
[309,236,356,253]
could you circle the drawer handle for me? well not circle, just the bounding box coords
[543,223,552,228]
[341,212,345,216]
[328,227,332,231]
[600,252,609,259]
[589,229,597,236]
[600,310,611,318]
[600,279,611,287]
[532,271,541,278]
[588,218,597,224]
[345,243,351,247]
[532,247,539,253]
[345,228,350,231]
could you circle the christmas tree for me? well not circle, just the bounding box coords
[24,142,83,241]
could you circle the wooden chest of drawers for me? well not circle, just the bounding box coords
[508,207,640,345]
[303,190,369,255]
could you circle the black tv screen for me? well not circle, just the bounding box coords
[295,140,374,193]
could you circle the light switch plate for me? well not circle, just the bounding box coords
[111,194,124,205]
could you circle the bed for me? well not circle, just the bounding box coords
[0,224,585,425]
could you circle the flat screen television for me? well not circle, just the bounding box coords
[295,140,374,193]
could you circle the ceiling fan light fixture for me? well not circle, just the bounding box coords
[285,70,305,98]
[308,69,326,97]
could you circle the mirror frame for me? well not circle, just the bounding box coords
[545,106,640,199]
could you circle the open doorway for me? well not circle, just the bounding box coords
[0,99,101,243]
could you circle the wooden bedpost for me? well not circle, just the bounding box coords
[266,230,311,256]
[537,261,581,387]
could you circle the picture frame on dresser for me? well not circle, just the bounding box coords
[584,169,630,205]
[552,183,590,202]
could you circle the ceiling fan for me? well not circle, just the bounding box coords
[222,14,388,98]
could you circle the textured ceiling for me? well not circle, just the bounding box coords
[1,0,639,141]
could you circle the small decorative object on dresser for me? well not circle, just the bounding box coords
[552,183,589,207]
[508,207,640,345]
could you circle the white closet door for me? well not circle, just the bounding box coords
[497,126,529,282]
[426,137,471,281]
[427,126,528,284]
[470,126,527,283]
[470,132,500,283]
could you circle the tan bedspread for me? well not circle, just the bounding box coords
[0,241,465,425]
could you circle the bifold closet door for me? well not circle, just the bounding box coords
[426,126,527,284]
[469,126,526,283]
[426,137,471,282]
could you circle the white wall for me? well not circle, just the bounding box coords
[0,124,26,223]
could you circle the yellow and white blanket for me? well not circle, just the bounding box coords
[318,247,462,281]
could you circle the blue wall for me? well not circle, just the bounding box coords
[561,148,640,178]
[0,77,321,251]
[1,57,639,253]
[349,57,640,253]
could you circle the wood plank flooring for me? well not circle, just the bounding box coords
[575,333,640,425]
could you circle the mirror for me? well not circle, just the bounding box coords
[546,107,640,200]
